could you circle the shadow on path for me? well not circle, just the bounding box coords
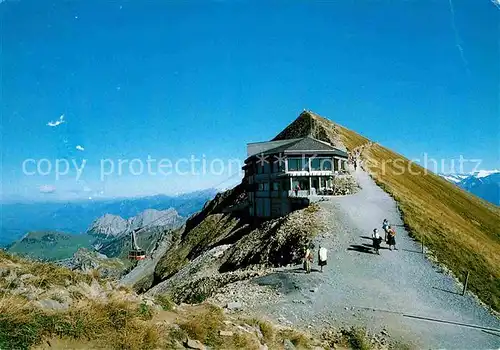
[347,244,375,254]
[362,243,389,250]
[401,248,423,254]
[432,286,461,296]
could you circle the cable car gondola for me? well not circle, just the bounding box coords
[128,228,146,261]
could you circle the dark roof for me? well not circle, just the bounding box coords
[247,138,301,157]
[245,136,347,163]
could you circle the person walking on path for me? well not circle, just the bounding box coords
[382,219,390,242]
[372,228,382,255]
[387,226,397,251]
[318,245,328,272]
[303,247,313,273]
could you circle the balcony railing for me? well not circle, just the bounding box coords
[288,189,315,197]
[288,187,345,197]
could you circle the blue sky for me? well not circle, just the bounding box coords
[1,0,499,201]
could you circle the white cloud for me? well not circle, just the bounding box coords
[76,145,85,151]
[47,114,65,127]
[39,185,56,193]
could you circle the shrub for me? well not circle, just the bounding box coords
[178,304,224,347]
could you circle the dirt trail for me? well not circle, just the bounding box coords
[246,170,500,349]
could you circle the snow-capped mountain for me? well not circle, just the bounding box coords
[440,170,500,205]
[440,174,469,184]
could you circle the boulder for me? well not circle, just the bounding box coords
[226,301,243,310]
[37,299,69,311]
[184,338,206,350]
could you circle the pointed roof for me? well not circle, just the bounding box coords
[246,136,347,161]
[246,138,301,157]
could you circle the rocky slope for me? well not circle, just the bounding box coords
[59,248,128,279]
[1,250,380,350]
[120,183,325,302]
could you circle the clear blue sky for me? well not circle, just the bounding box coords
[1,0,499,201]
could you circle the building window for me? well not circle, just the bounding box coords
[287,157,309,171]
[257,163,264,174]
[311,158,321,171]
[263,162,270,174]
[320,158,333,170]
[288,158,300,171]
[258,182,270,191]
[310,158,332,171]
[272,182,280,191]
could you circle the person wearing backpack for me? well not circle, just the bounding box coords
[387,226,397,251]
[382,219,390,241]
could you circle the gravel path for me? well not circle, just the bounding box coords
[244,170,500,349]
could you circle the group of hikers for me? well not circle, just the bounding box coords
[372,218,397,254]
[302,218,397,273]
[303,244,328,273]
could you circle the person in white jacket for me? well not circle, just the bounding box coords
[318,245,328,272]
[372,228,382,255]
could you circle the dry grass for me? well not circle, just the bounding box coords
[333,120,500,311]
[175,304,264,349]
[245,318,314,349]
[0,250,93,291]
[0,295,161,350]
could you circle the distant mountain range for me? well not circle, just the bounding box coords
[7,208,186,261]
[439,170,500,205]
[0,189,217,247]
